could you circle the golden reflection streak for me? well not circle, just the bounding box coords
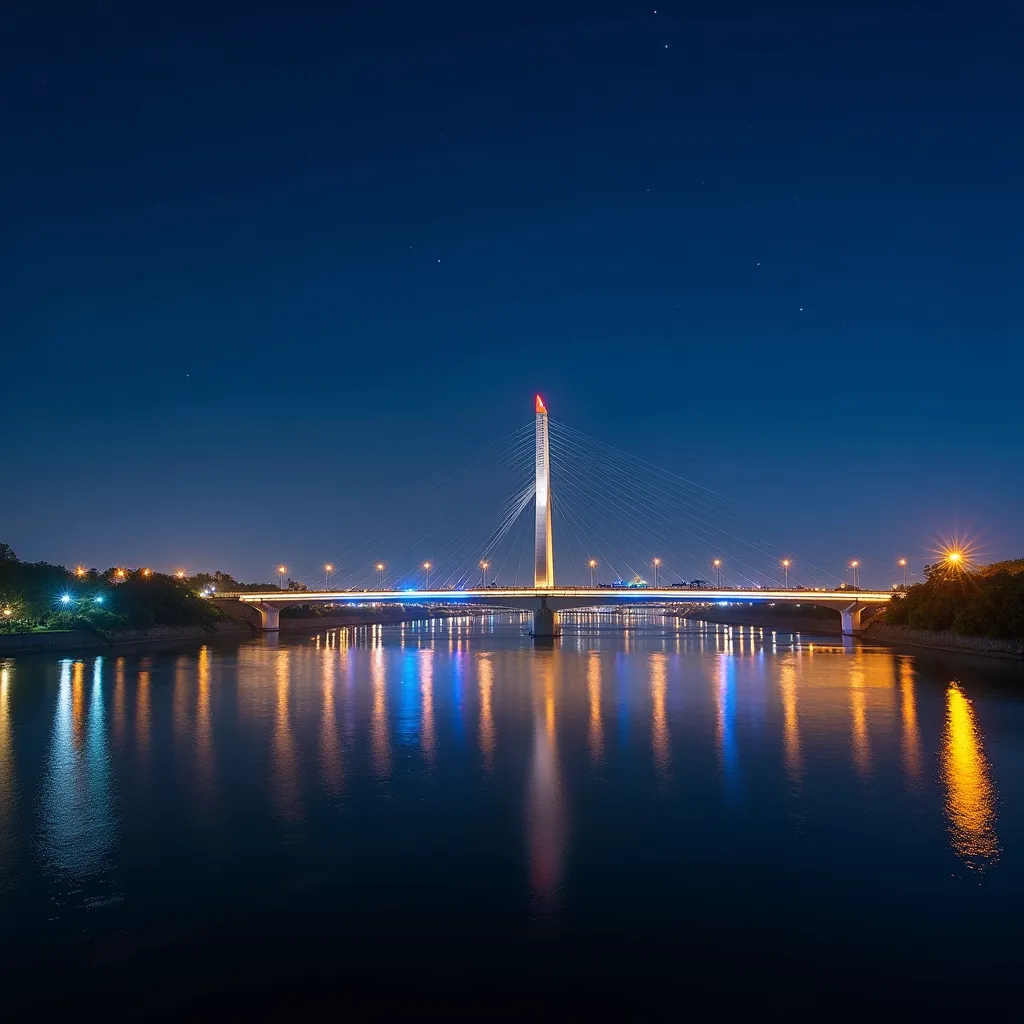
[779,658,802,791]
[942,683,999,869]
[0,664,13,865]
[320,649,342,795]
[420,651,435,763]
[527,654,566,912]
[650,653,670,779]
[195,646,214,800]
[113,657,126,745]
[898,657,923,783]
[478,654,495,770]
[849,653,870,778]
[72,660,86,752]
[587,652,603,764]
[173,655,190,747]
[136,669,150,754]
[272,649,302,822]
[370,646,390,779]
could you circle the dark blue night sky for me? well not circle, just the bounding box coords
[3,1,1021,585]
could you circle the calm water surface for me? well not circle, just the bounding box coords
[1,613,1022,1007]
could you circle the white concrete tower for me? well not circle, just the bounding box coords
[533,395,554,588]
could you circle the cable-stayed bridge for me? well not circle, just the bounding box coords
[215,396,893,636]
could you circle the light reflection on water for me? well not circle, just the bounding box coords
[0,612,1019,1000]
[943,683,1000,869]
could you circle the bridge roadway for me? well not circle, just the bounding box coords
[213,586,891,637]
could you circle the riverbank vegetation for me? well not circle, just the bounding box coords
[0,545,222,633]
[883,558,1024,640]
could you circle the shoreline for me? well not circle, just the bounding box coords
[0,607,482,656]
[670,608,1022,661]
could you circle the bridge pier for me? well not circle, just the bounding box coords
[253,602,281,631]
[841,603,864,636]
[532,601,558,638]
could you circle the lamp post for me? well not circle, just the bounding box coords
[480,560,489,587]
[782,559,790,589]
[652,558,661,588]
[713,559,722,588]
[849,560,859,590]
[898,558,907,589]
[589,559,597,587]
[376,563,385,589]
[324,563,334,590]
[423,562,432,590]
[278,565,287,591]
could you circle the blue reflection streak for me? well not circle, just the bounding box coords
[452,646,465,743]
[718,656,739,794]
[396,650,420,746]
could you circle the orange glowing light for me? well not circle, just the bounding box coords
[114,568,127,580]
[74,566,87,578]
[588,559,597,568]
[175,570,186,579]
[141,568,152,577]
[782,559,790,567]
[898,558,907,567]
[376,563,384,571]
[277,566,287,574]
[423,562,432,570]
[535,395,547,415]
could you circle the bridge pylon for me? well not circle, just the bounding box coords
[533,395,554,590]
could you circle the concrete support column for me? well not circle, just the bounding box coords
[254,602,281,631]
[841,603,863,636]
[532,601,558,638]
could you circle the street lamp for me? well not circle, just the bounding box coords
[141,568,152,578]
[849,560,859,590]
[324,563,334,590]
[782,559,790,589]
[480,560,489,587]
[376,562,385,589]
[114,568,127,582]
[75,566,87,578]
[589,559,597,587]
[175,569,186,580]
[898,558,907,589]
[278,565,287,590]
[713,559,722,588]
[423,561,432,589]
[652,557,661,588]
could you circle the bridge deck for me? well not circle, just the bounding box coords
[214,587,891,605]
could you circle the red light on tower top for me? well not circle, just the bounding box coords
[535,395,547,415]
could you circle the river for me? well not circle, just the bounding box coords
[1,611,1021,1008]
